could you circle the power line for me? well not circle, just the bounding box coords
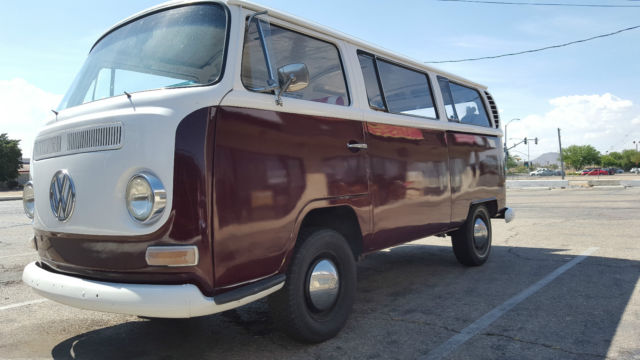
[438,0,640,7]
[425,24,640,63]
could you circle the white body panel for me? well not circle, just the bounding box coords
[23,262,283,318]
[30,2,243,236]
[31,86,227,235]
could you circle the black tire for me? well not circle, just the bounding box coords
[451,205,492,266]
[268,228,356,343]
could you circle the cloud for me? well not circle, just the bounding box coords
[507,93,640,158]
[0,78,62,159]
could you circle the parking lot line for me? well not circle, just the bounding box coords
[422,247,599,360]
[0,299,48,311]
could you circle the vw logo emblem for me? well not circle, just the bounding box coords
[49,170,76,222]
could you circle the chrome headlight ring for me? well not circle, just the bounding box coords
[23,181,35,219]
[125,172,166,224]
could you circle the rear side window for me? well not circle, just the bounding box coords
[357,52,437,119]
[438,77,490,127]
[242,20,349,106]
[357,54,385,110]
[377,60,436,118]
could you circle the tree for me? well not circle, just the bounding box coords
[506,153,518,169]
[621,149,640,170]
[561,145,600,170]
[0,133,22,183]
[631,152,640,168]
[600,154,620,168]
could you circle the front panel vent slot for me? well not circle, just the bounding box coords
[33,122,123,160]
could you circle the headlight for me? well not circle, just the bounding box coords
[125,172,166,224]
[23,181,35,219]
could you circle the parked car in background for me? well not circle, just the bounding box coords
[583,169,608,176]
[553,170,565,176]
[616,169,624,174]
[631,168,640,174]
[579,168,594,175]
[529,168,554,176]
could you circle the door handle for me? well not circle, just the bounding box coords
[347,142,368,150]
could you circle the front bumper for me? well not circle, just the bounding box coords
[22,261,283,318]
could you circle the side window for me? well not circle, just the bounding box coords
[357,54,385,110]
[377,60,436,118]
[438,77,491,127]
[242,20,349,106]
[437,77,458,121]
[357,52,437,119]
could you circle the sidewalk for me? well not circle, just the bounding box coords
[507,179,640,189]
[0,191,22,201]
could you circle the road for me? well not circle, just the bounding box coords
[1,188,639,359]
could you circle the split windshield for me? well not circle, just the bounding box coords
[58,3,228,111]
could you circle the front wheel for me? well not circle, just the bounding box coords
[268,228,356,343]
[451,206,492,266]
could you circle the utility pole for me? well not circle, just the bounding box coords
[558,128,565,180]
[504,118,520,174]
[527,140,530,169]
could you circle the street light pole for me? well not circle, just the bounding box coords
[558,128,565,180]
[504,118,520,173]
[527,141,530,169]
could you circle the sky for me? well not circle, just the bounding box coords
[1,0,639,161]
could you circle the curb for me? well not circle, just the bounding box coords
[507,180,568,189]
[0,196,22,201]
[507,179,640,189]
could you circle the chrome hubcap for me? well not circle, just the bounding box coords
[473,218,489,252]
[308,259,339,311]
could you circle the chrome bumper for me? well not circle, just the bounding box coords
[22,262,283,318]
[495,207,515,223]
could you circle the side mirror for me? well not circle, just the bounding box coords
[278,63,309,93]
[274,63,309,105]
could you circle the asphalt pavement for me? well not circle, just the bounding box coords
[1,188,639,359]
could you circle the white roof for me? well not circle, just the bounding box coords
[96,0,487,90]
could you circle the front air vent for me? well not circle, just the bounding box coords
[67,125,122,151]
[484,91,500,129]
[33,122,123,160]
[34,136,62,159]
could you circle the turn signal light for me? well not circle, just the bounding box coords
[145,246,198,267]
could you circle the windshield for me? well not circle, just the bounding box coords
[58,3,228,111]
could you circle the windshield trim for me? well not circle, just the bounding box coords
[91,1,229,52]
[58,2,231,112]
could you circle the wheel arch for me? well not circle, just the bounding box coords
[281,202,366,274]
[470,197,498,218]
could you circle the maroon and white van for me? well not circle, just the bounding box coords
[22,0,514,343]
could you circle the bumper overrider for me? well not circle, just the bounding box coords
[22,262,284,318]
[495,207,515,223]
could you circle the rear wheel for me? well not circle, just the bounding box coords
[268,228,356,343]
[451,205,492,266]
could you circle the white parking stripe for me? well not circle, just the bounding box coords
[0,252,36,260]
[422,247,599,360]
[0,299,48,311]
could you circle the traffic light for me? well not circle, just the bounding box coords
[524,138,527,145]
[534,137,538,145]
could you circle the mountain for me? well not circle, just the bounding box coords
[533,152,561,167]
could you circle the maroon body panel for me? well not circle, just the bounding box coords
[36,107,217,296]
[212,106,370,289]
[447,132,505,225]
[364,122,451,251]
[35,104,505,298]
